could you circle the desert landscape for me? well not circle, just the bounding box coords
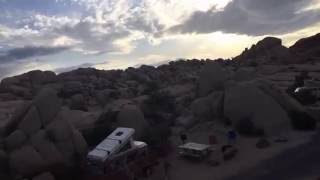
[0,32,319,180]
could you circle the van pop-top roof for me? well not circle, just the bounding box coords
[87,127,135,162]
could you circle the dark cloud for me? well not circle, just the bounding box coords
[125,10,165,34]
[54,20,130,54]
[0,46,69,63]
[170,0,320,36]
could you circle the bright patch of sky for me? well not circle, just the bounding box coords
[0,0,319,78]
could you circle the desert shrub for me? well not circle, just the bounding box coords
[143,81,160,94]
[235,117,265,136]
[144,90,175,114]
[289,111,317,131]
[142,123,171,146]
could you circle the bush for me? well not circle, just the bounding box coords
[235,117,265,136]
[144,90,175,114]
[143,81,160,95]
[289,111,317,131]
[142,123,171,146]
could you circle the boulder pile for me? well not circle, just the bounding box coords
[187,61,316,136]
[0,33,319,179]
[0,88,87,180]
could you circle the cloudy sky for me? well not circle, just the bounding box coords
[0,0,320,79]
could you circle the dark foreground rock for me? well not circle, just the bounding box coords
[1,88,87,180]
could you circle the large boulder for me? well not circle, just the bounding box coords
[54,139,76,163]
[98,99,133,124]
[255,79,306,113]
[69,94,87,111]
[47,118,73,143]
[232,67,257,82]
[224,82,291,135]
[71,129,88,157]
[234,37,295,64]
[0,100,26,135]
[32,172,55,180]
[59,81,83,98]
[0,149,8,172]
[191,91,224,121]
[95,89,118,107]
[18,106,42,136]
[175,115,196,128]
[9,145,45,176]
[116,104,149,138]
[197,62,229,97]
[58,109,99,132]
[30,130,64,166]
[290,33,320,60]
[9,85,32,98]
[0,77,20,89]
[4,101,32,136]
[28,70,57,85]
[256,37,282,49]
[33,88,61,126]
[2,87,88,179]
[46,114,87,163]
[125,67,151,83]
[4,130,27,151]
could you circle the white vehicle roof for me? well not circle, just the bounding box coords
[179,142,211,151]
[107,127,135,142]
[87,127,135,162]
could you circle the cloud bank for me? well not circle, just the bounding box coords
[0,0,319,79]
[170,0,320,36]
[0,46,69,63]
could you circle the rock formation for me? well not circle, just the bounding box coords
[0,88,87,180]
[0,33,319,180]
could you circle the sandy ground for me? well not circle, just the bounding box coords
[146,122,316,180]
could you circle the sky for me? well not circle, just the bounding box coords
[0,0,320,79]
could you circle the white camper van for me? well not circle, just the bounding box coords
[87,127,136,163]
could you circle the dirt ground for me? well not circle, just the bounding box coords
[146,122,316,180]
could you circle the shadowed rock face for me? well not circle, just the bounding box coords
[233,37,295,65]
[197,62,230,97]
[290,33,320,59]
[1,88,87,180]
[0,33,319,180]
[233,33,320,65]
[224,82,291,136]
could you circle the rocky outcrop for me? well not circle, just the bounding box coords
[232,67,257,82]
[290,33,320,61]
[2,88,87,180]
[224,82,291,136]
[191,91,224,121]
[4,130,27,151]
[17,106,42,136]
[9,145,46,177]
[116,104,149,138]
[234,37,295,65]
[69,94,87,111]
[34,88,61,126]
[197,62,230,97]
[175,115,195,128]
[0,70,57,100]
